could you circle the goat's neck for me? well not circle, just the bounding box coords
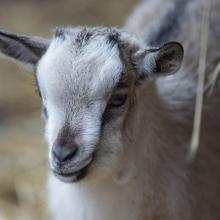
[119,80,191,205]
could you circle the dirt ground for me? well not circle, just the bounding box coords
[0,0,136,219]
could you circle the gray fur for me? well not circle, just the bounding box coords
[0,0,220,219]
[0,29,49,68]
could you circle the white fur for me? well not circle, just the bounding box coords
[0,0,220,219]
[37,31,124,181]
[39,2,220,219]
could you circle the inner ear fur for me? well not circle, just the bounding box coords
[133,42,184,78]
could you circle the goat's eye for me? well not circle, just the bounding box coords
[108,94,127,107]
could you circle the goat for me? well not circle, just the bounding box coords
[0,0,220,219]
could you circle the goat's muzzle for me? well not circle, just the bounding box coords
[51,144,93,183]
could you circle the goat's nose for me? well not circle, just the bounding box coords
[52,144,78,163]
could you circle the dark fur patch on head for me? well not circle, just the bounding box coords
[106,31,118,48]
[54,28,66,40]
[53,26,120,50]
[75,28,93,47]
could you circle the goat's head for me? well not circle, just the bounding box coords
[0,27,183,183]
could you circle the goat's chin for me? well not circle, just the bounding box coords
[52,156,121,184]
[53,167,89,183]
[49,137,124,184]
[50,155,94,183]
[51,163,100,184]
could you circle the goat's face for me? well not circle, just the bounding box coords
[37,28,127,182]
[0,27,183,183]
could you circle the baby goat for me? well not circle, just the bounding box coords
[0,0,220,219]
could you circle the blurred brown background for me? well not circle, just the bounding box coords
[0,0,136,219]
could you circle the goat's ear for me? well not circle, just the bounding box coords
[133,42,184,78]
[0,29,50,70]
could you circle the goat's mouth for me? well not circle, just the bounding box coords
[51,157,93,183]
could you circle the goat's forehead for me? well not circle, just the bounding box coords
[37,33,123,101]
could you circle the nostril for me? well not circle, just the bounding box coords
[52,145,78,163]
